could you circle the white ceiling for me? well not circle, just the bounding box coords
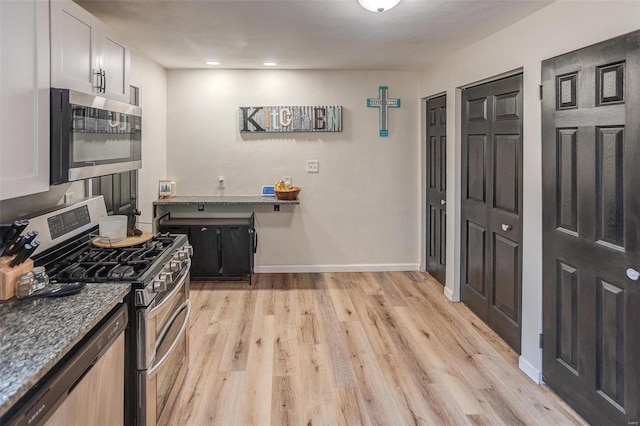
[76,0,553,71]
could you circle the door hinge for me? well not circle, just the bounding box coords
[539,85,543,100]
[539,333,544,349]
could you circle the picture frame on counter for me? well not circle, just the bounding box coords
[159,180,172,198]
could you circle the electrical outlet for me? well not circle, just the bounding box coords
[218,176,225,189]
[64,192,75,203]
[306,160,319,173]
[283,176,292,186]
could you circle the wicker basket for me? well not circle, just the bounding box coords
[275,188,300,200]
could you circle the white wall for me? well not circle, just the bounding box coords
[418,0,640,383]
[166,70,420,271]
[129,50,167,232]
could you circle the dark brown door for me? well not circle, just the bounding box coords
[426,95,447,284]
[92,170,138,216]
[461,74,523,353]
[542,31,640,426]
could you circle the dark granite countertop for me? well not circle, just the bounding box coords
[153,195,299,206]
[0,283,130,416]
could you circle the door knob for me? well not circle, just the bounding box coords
[626,268,640,281]
[501,224,512,232]
[441,200,446,205]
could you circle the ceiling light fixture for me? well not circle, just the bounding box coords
[357,0,400,12]
[263,62,277,66]
[205,61,220,65]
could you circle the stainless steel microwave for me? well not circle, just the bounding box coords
[51,88,142,184]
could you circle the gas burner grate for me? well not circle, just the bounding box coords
[45,233,178,283]
[55,260,152,282]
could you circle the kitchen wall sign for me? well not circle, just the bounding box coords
[367,86,400,137]
[239,106,342,133]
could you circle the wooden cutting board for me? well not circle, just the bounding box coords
[92,231,154,248]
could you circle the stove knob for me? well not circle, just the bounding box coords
[178,251,187,261]
[184,244,193,257]
[153,277,167,292]
[170,260,181,272]
[153,272,172,292]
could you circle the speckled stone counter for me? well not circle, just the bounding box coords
[153,195,299,206]
[0,283,130,416]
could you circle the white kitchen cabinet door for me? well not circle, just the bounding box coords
[0,0,50,201]
[50,0,97,95]
[100,28,130,102]
[50,0,130,102]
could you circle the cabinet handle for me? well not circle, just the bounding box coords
[94,69,103,92]
[101,69,106,93]
[440,199,446,206]
[501,224,512,232]
[254,230,258,253]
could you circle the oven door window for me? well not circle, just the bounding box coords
[69,105,141,167]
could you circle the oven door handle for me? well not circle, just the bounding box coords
[148,299,191,377]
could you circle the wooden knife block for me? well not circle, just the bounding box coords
[0,256,34,300]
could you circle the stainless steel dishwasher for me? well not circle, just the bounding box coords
[3,304,128,426]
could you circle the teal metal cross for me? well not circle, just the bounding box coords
[367,86,400,137]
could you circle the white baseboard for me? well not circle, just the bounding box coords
[254,263,420,273]
[444,286,456,301]
[518,355,542,384]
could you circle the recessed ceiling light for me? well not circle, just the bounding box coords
[205,61,220,66]
[263,62,277,67]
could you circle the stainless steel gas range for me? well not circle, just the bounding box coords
[24,196,192,425]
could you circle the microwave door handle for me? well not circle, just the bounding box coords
[148,299,191,377]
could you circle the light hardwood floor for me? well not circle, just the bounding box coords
[168,272,585,426]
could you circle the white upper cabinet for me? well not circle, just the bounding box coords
[0,0,51,201]
[50,0,130,102]
[100,27,130,101]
